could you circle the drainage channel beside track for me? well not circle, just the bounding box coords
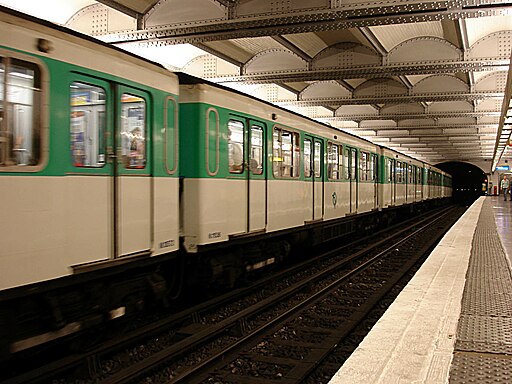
[2,206,465,384]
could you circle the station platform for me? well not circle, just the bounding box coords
[329,196,512,384]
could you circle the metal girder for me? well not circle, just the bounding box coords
[277,92,504,107]
[319,111,501,121]
[212,60,509,84]
[102,2,512,45]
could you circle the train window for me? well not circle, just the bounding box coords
[396,161,402,183]
[343,148,349,179]
[70,82,106,167]
[304,138,312,177]
[206,108,220,176]
[327,142,340,180]
[370,154,378,181]
[0,57,41,167]
[360,151,369,181]
[121,93,146,169]
[228,120,244,173]
[387,159,394,182]
[314,140,322,178]
[250,125,263,175]
[272,127,299,178]
[350,148,357,180]
[408,165,413,184]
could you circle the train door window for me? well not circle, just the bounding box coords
[250,125,263,175]
[343,148,350,179]
[387,159,394,182]
[370,154,378,180]
[350,148,357,180]
[228,120,244,173]
[408,165,413,184]
[70,82,106,167]
[0,57,41,167]
[314,140,322,178]
[273,127,299,178]
[396,161,402,183]
[292,132,300,178]
[304,138,312,177]
[282,130,293,177]
[120,93,146,169]
[327,142,339,179]
[360,151,369,181]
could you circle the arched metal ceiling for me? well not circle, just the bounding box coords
[41,1,512,170]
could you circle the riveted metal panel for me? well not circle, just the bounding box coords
[413,75,469,94]
[354,78,407,97]
[312,42,380,69]
[474,71,509,92]
[300,81,351,100]
[388,37,462,63]
[469,31,512,60]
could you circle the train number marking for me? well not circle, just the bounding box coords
[208,231,221,239]
[332,192,337,207]
[159,239,175,249]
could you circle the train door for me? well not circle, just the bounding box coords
[346,146,358,213]
[116,86,152,256]
[371,153,378,209]
[247,120,266,232]
[69,78,151,260]
[304,135,324,221]
[390,159,396,205]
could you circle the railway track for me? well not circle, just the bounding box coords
[2,205,464,384]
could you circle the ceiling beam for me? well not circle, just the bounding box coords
[318,111,501,121]
[101,3,512,45]
[211,60,509,84]
[277,92,504,107]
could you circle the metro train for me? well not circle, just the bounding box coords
[0,7,451,358]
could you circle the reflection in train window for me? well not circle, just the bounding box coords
[327,142,340,180]
[70,82,106,167]
[121,93,146,169]
[0,57,41,167]
[360,151,369,181]
[304,138,312,178]
[273,127,299,178]
[228,120,244,173]
[314,141,322,178]
[250,126,263,175]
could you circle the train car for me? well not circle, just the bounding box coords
[0,6,181,355]
[379,147,425,209]
[178,74,382,265]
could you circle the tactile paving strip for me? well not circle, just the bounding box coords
[449,199,512,384]
[450,353,512,384]
[455,315,512,354]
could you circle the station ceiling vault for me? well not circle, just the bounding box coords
[12,0,512,171]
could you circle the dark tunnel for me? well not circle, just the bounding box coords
[436,161,487,205]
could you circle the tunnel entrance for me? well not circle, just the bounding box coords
[436,162,486,205]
